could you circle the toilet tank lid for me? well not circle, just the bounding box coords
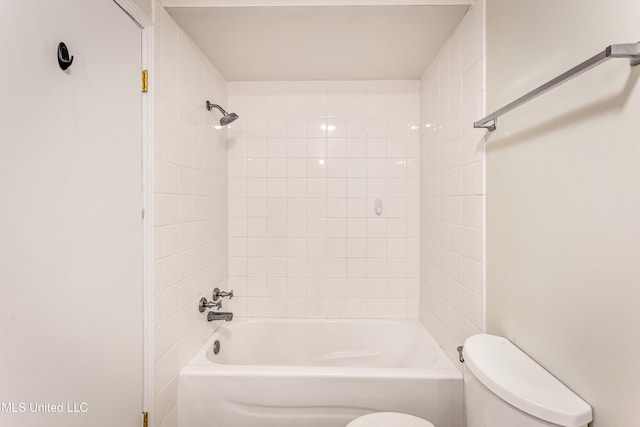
[463,334,592,427]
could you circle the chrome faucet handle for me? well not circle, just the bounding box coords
[199,297,222,313]
[212,287,234,301]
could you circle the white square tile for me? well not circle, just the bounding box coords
[327,96,347,117]
[347,218,367,238]
[347,138,367,158]
[228,237,247,258]
[326,218,347,238]
[367,238,387,258]
[327,158,347,177]
[287,198,307,217]
[347,159,366,178]
[287,118,307,138]
[287,259,307,278]
[287,138,307,158]
[227,138,248,159]
[287,159,308,179]
[267,257,287,277]
[267,277,288,297]
[327,198,347,217]
[247,197,267,217]
[462,196,484,229]
[268,218,288,237]
[387,118,409,138]
[247,218,267,237]
[347,238,366,258]
[347,97,367,117]
[307,158,327,178]
[387,94,408,117]
[327,178,347,197]
[287,238,307,257]
[307,218,327,237]
[287,178,307,197]
[367,178,387,197]
[228,158,248,178]
[267,178,287,197]
[307,178,327,198]
[247,158,267,177]
[268,238,288,257]
[367,96,387,116]
[247,118,268,139]
[367,139,387,158]
[307,139,327,158]
[327,118,347,138]
[366,118,387,138]
[388,239,408,259]
[347,198,366,217]
[307,95,328,118]
[367,159,387,178]
[307,198,327,218]
[267,158,287,178]
[327,238,347,258]
[365,299,388,319]
[267,118,287,138]
[267,138,287,157]
[347,179,367,197]
[328,138,347,157]
[387,159,407,178]
[307,118,327,138]
[287,218,308,237]
[367,218,387,238]
[346,299,366,318]
[387,138,408,158]
[347,118,367,138]
[347,259,367,278]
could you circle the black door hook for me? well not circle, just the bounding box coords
[57,42,73,71]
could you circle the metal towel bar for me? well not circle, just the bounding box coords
[474,41,640,131]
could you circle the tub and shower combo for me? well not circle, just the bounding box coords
[178,318,462,427]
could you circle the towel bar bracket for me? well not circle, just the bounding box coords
[608,42,640,65]
[477,118,496,131]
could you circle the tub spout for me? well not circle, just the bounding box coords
[208,311,233,322]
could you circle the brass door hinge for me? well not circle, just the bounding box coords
[142,412,148,427]
[141,70,148,93]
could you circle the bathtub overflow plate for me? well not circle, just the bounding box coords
[213,340,220,355]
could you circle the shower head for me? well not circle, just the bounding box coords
[206,101,239,126]
[220,111,239,126]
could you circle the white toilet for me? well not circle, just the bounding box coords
[347,334,592,427]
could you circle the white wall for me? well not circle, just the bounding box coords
[419,0,485,368]
[486,0,640,425]
[226,81,420,318]
[152,4,228,426]
[1,1,144,426]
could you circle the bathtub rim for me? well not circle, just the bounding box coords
[181,317,462,380]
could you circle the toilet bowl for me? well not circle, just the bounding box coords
[346,334,592,427]
[346,412,434,427]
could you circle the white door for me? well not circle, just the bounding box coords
[0,1,143,426]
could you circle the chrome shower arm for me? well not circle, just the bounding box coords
[206,101,228,115]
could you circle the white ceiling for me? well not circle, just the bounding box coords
[165,2,470,81]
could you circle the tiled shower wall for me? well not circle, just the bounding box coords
[152,4,228,426]
[226,81,420,318]
[419,0,486,368]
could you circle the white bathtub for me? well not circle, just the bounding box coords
[178,318,462,427]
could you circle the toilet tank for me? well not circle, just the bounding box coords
[462,334,592,427]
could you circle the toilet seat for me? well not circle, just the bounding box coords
[346,412,435,427]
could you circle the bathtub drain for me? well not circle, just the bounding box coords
[213,340,220,355]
